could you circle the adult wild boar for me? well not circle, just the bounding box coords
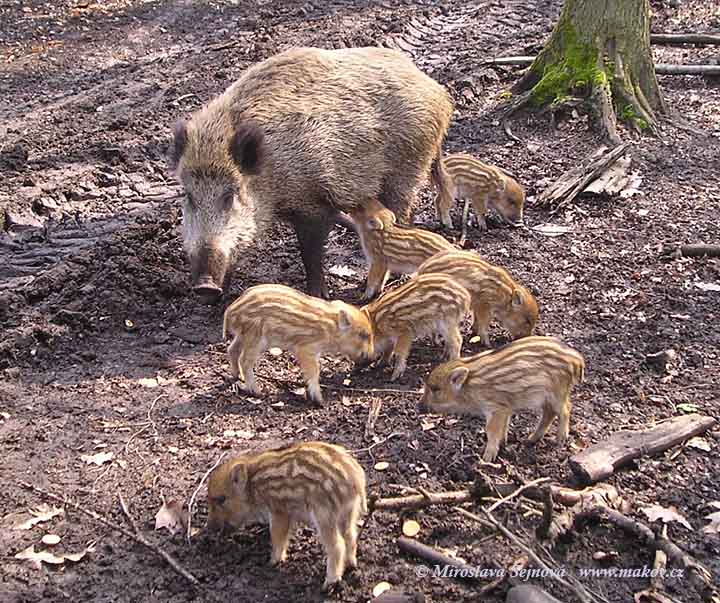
[169,46,453,302]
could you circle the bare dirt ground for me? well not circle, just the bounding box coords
[1,1,719,602]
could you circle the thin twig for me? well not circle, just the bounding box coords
[352,431,404,456]
[459,199,470,246]
[186,452,228,544]
[458,507,608,603]
[124,393,164,455]
[18,481,200,587]
[487,477,550,513]
[364,399,383,442]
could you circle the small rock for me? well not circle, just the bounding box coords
[4,209,44,232]
[506,585,565,603]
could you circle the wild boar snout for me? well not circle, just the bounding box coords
[190,246,228,303]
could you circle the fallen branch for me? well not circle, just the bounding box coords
[569,413,716,485]
[397,536,481,579]
[118,493,201,587]
[372,489,476,512]
[660,244,720,259]
[539,143,631,210]
[18,481,200,587]
[458,507,608,603]
[578,506,718,602]
[485,55,720,75]
[651,33,720,45]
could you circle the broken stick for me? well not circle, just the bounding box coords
[372,489,475,512]
[569,413,716,484]
[18,481,201,587]
[397,536,480,579]
[650,33,720,46]
[365,398,383,442]
[579,506,718,602]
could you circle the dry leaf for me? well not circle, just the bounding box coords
[328,264,357,278]
[9,504,64,531]
[695,282,720,292]
[702,511,720,535]
[138,377,159,388]
[402,520,421,537]
[469,335,482,344]
[532,223,572,237]
[374,461,390,471]
[14,543,92,568]
[154,500,188,535]
[343,378,352,386]
[641,504,692,530]
[42,534,61,546]
[373,582,392,598]
[686,437,711,452]
[420,418,436,431]
[81,451,114,466]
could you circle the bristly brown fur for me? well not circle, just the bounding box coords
[207,440,367,590]
[171,47,454,299]
[422,336,585,462]
[362,273,471,380]
[350,198,456,300]
[432,152,525,231]
[417,249,539,346]
[223,283,374,404]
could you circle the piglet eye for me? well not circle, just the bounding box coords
[214,495,226,506]
[222,192,234,210]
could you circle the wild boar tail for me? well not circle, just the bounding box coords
[430,146,450,196]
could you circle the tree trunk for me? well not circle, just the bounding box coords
[514,0,666,143]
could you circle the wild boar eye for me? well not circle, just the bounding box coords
[221,192,234,210]
[213,495,226,506]
[185,193,195,208]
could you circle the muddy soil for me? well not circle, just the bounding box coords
[1,1,719,602]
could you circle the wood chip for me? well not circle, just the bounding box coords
[402,519,421,537]
[373,582,393,598]
[374,461,390,471]
[41,534,61,546]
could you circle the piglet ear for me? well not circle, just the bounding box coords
[229,122,265,175]
[230,462,249,492]
[168,120,188,170]
[449,366,469,391]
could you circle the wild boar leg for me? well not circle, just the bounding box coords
[471,193,489,232]
[500,413,511,445]
[227,334,245,381]
[320,528,346,590]
[471,303,491,346]
[239,344,262,395]
[291,212,333,299]
[483,411,509,462]
[556,391,572,443]
[269,512,291,565]
[528,403,556,444]
[296,347,323,404]
[443,324,463,360]
[390,331,413,381]
[340,501,361,569]
[362,258,389,300]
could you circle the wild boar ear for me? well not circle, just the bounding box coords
[229,462,249,492]
[367,217,384,231]
[229,122,265,175]
[337,308,352,332]
[449,366,469,391]
[168,120,188,170]
[511,289,523,307]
